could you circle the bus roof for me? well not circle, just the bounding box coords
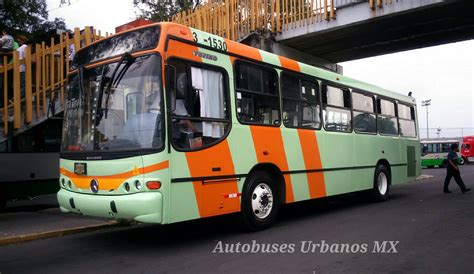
[81,22,417,105]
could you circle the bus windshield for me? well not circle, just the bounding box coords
[62,54,163,152]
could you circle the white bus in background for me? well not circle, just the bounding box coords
[421,139,463,168]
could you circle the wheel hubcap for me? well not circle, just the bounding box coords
[251,183,273,219]
[377,172,388,195]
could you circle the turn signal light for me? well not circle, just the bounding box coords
[146,181,161,190]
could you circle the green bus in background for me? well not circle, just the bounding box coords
[421,140,464,168]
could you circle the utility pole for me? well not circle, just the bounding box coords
[421,99,431,139]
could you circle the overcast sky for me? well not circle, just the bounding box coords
[342,41,474,138]
[47,0,474,138]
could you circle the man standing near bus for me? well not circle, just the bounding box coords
[444,143,471,194]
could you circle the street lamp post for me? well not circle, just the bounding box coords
[421,99,431,139]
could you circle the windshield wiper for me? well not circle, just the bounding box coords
[102,53,136,119]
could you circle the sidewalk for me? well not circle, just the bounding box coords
[0,195,118,246]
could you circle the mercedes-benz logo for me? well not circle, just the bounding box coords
[90,179,99,193]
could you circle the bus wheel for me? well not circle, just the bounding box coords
[371,165,390,202]
[427,166,435,169]
[241,171,280,231]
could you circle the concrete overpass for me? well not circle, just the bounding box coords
[173,0,474,70]
[275,0,474,62]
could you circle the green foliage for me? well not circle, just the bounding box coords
[0,0,69,43]
[0,0,48,32]
[133,0,195,22]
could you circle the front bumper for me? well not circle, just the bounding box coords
[57,189,163,223]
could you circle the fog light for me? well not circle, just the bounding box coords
[124,182,130,192]
[134,180,142,190]
[146,181,161,190]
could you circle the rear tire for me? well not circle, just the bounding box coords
[371,164,390,202]
[241,171,280,231]
[440,160,448,168]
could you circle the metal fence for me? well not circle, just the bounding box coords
[172,0,394,41]
[0,27,109,137]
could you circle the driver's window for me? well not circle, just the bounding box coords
[235,61,280,126]
[167,59,230,150]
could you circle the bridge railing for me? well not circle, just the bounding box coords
[0,27,109,138]
[172,0,337,41]
[172,0,396,41]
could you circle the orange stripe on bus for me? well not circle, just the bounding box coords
[59,160,169,190]
[185,140,240,218]
[166,39,201,62]
[226,39,262,61]
[278,56,300,72]
[297,129,326,198]
[250,126,295,203]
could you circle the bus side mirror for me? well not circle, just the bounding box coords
[165,65,176,111]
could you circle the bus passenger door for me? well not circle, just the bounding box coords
[165,51,239,223]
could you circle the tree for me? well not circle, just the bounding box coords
[31,17,69,43]
[133,0,196,22]
[0,0,48,32]
[0,0,69,43]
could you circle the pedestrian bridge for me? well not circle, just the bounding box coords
[173,0,474,64]
[0,28,108,144]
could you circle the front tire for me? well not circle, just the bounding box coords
[371,164,390,202]
[241,171,280,231]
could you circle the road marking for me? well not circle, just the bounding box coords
[416,175,434,180]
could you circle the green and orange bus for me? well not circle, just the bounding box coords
[58,23,420,230]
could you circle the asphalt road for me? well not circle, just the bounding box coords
[1,166,473,274]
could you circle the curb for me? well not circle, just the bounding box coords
[0,221,118,246]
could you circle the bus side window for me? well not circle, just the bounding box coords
[377,98,398,135]
[235,62,280,126]
[352,91,376,134]
[398,104,416,137]
[281,73,320,129]
[322,85,352,132]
